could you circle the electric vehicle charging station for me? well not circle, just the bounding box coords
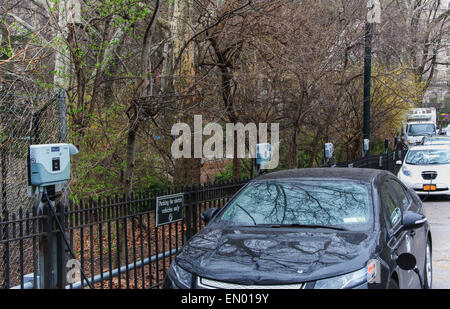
[28,143,79,194]
[363,139,370,158]
[255,143,273,175]
[27,143,80,289]
[324,143,336,167]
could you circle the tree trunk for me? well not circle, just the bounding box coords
[172,0,201,186]
[118,1,161,268]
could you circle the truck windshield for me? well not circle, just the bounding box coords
[408,124,436,136]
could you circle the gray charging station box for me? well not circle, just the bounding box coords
[28,144,73,186]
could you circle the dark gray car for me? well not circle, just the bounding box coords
[163,168,432,289]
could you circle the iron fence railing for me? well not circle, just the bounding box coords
[0,179,248,289]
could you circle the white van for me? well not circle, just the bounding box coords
[403,108,437,145]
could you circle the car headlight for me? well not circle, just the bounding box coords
[402,166,412,177]
[314,260,379,289]
[167,262,193,289]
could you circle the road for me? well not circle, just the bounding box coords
[423,196,450,289]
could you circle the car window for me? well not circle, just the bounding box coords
[388,180,411,211]
[379,181,402,231]
[217,180,373,231]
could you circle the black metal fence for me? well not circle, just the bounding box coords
[0,179,249,289]
[0,147,408,289]
[334,149,407,174]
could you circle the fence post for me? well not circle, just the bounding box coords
[58,89,67,142]
[386,152,391,172]
[38,196,67,289]
[38,202,58,289]
[55,201,67,289]
[191,184,199,238]
[184,185,192,241]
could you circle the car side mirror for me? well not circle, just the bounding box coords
[396,160,403,166]
[402,211,427,231]
[201,208,219,224]
[396,253,417,271]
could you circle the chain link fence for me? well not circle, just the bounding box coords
[0,89,65,288]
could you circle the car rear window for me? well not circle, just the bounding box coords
[217,180,373,231]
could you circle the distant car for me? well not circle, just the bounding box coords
[164,168,432,289]
[397,145,450,196]
[422,136,450,146]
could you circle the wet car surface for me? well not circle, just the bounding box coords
[164,168,432,289]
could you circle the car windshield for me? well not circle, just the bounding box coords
[406,148,450,165]
[217,180,372,231]
[408,124,436,136]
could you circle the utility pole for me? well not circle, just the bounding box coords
[363,0,380,157]
[363,21,373,158]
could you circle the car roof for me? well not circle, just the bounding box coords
[254,168,389,182]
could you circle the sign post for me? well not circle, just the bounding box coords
[156,194,184,227]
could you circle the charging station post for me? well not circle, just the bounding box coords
[255,143,272,176]
[28,143,79,288]
[362,139,370,158]
[323,143,335,167]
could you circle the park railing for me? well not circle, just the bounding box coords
[334,149,407,173]
[0,179,249,289]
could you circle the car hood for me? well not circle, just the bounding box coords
[175,226,378,285]
[405,164,450,181]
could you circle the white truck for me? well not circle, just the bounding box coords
[403,107,437,145]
